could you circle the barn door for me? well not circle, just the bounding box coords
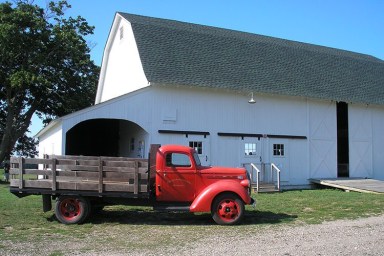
[240,138,263,182]
[269,139,290,183]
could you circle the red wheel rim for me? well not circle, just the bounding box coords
[216,198,240,222]
[59,198,81,221]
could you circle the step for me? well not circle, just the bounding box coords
[253,183,280,193]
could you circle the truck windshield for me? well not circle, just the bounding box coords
[193,152,201,166]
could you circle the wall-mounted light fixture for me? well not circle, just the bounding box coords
[248,92,256,104]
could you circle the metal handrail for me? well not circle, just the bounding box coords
[250,163,261,192]
[271,163,281,191]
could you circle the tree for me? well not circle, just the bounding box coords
[0,0,99,163]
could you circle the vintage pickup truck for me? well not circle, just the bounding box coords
[10,144,255,225]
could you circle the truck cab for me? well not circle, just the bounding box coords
[154,145,254,224]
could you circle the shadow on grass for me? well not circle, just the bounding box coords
[47,208,297,226]
[243,210,297,225]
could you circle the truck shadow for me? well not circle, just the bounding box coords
[80,209,297,226]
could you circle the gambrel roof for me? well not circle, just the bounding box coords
[120,13,384,105]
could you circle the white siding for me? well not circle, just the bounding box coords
[40,86,384,187]
[146,87,341,185]
[149,87,319,185]
[62,89,153,133]
[96,15,148,103]
[119,121,148,158]
[150,87,308,136]
[38,121,63,157]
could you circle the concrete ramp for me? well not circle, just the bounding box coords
[309,178,384,194]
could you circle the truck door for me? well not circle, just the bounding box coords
[156,152,196,202]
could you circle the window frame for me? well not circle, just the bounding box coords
[273,143,285,157]
[189,141,203,155]
[244,142,257,157]
[165,153,192,168]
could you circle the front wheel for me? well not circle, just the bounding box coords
[211,193,245,225]
[55,196,90,224]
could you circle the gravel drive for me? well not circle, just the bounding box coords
[2,215,384,256]
[174,215,384,256]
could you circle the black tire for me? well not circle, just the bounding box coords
[211,193,245,225]
[55,196,90,224]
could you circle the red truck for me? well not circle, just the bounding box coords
[10,144,255,225]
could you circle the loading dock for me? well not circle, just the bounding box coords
[310,178,384,194]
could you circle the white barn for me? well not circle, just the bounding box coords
[37,13,384,189]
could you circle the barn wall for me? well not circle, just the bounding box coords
[119,121,149,158]
[39,86,352,185]
[148,86,332,186]
[97,17,148,103]
[60,88,153,157]
[38,121,63,157]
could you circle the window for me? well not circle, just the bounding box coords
[273,144,285,156]
[245,143,257,156]
[166,153,192,167]
[189,141,202,154]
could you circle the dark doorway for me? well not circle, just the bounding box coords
[337,102,349,177]
[66,119,119,156]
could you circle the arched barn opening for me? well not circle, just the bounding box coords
[65,119,149,158]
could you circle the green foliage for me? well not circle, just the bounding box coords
[0,0,100,162]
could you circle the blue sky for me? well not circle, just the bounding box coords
[66,0,384,65]
[4,0,384,135]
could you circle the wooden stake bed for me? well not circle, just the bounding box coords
[9,155,149,197]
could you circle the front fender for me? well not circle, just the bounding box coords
[190,180,252,213]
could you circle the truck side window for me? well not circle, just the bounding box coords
[166,153,191,167]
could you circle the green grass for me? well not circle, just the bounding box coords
[1,181,384,255]
[253,189,384,224]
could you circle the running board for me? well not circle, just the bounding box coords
[153,205,190,212]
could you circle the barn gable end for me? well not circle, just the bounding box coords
[95,14,149,104]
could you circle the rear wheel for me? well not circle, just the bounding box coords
[211,193,244,225]
[55,196,90,224]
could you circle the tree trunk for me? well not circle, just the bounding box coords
[0,104,37,163]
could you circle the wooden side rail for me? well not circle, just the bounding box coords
[10,155,149,194]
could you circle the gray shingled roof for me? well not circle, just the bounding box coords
[119,13,384,105]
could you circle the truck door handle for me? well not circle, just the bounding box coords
[206,155,208,161]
